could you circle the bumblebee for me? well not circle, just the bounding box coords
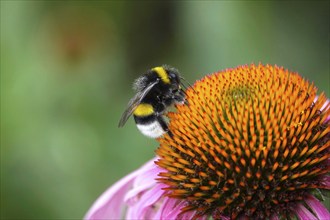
[118,65,186,138]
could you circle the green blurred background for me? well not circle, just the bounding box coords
[1,1,329,219]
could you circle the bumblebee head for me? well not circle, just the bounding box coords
[152,65,180,85]
[162,65,182,90]
[166,67,181,85]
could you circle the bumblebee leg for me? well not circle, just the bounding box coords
[174,90,187,105]
[154,101,167,115]
[157,115,173,138]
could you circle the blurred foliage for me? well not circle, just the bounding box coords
[1,1,329,219]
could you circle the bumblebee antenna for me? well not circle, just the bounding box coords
[180,76,197,94]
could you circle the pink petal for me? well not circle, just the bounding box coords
[84,158,156,220]
[153,196,172,219]
[155,194,211,219]
[295,203,318,220]
[124,160,161,205]
[165,200,193,219]
[125,183,165,219]
[153,196,186,219]
[319,175,330,188]
[305,194,330,220]
[84,171,137,219]
[270,214,280,220]
[321,99,329,111]
[137,184,167,218]
[156,196,178,218]
[133,159,161,188]
[179,210,198,219]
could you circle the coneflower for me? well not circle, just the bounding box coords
[85,64,329,220]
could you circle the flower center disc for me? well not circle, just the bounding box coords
[156,64,330,219]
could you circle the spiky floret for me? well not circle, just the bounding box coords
[155,64,330,219]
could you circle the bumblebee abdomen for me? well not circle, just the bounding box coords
[133,103,154,117]
[136,120,166,138]
[133,103,167,138]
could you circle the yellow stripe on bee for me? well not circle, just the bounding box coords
[133,103,154,116]
[153,67,170,84]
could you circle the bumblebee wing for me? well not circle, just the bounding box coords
[118,80,159,127]
[118,93,141,127]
